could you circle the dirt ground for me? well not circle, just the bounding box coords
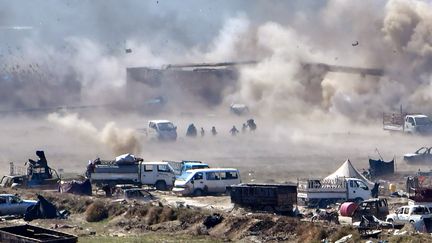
[1,113,432,242]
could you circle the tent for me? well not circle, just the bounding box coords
[325,159,373,186]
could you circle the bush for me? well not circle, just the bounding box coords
[85,201,108,222]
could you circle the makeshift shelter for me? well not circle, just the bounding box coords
[325,160,373,186]
[369,158,394,178]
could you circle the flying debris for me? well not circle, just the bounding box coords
[125,48,132,53]
[352,41,359,46]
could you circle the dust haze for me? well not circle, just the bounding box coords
[1,0,432,181]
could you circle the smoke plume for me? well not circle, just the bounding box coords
[47,112,141,155]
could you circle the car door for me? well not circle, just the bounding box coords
[205,171,222,193]
[140,164,155,185]
[0,196,9,215]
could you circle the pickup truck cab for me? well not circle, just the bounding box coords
[0,194,37,216]
[386,205,432,224]
[147,120,177,141]
[383,113,432,135]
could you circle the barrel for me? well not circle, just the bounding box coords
[339,202,358,217]
[389,183,396,193]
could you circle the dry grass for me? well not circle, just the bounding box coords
[85,200,108,222]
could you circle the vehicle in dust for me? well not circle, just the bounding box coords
[89,160,176,191]
[404,147,432,163]
[173,168,241,196]
[386,205,432,224]
[146,120,177,141]
[383,112,432,135]
[0,194,37,216]
[165,160,210,178]
[297,177,374,208]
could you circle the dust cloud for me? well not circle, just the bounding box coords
[47,112,141,156]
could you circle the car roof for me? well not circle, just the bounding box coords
[0,194,16,197]
[187,168,238,172]
[185,162,208,166]
[149,120,172,124]
[409,115,428,118]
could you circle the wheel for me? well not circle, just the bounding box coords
[155,181,167,191]
[410,220,415,224]
[193,189,204,196]
[387,218,394,223]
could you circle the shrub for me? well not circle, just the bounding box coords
[85,201,108,222]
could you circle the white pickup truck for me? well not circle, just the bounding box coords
[297,178,374,208]
[88,159,176,191]
[145,120,177,141]
[386,205,432,224]
[383,112,432,135]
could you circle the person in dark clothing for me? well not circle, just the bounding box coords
[186,123,198,137]
[247,119,257,132]
[230,126,239,136]
[200,127,205,137]
[211,126,217,136]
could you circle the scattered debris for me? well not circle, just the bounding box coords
[0,224,77,243]
[203,213,223,229]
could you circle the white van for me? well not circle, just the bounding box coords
[172,168,241,196]
[147,120,177,141]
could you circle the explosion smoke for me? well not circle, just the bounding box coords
[47,112,141,155]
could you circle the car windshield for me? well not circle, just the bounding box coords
[177,171,193,181]
[415,117,432,126]
[157,122,175,131]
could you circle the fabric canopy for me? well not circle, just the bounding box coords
[325,159,373,186]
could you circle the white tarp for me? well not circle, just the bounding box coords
[325,159,373,186]
[115,153,136,164]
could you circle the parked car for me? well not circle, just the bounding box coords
[386,205,432,224]
[173,168,241,196]
[0,194,37,216]
[404,147,432,163]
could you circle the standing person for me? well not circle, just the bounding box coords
[247,119,257,132]
[230,125,239,136]
[211,126,217,136]
[186,123,197,137]
[200,127,205,137]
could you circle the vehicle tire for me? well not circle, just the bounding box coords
[193,189,204,197]
[155,181,167,191]
[410,220,415,224]
[387,218,394,223]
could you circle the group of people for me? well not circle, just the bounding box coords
[186,119,257,137]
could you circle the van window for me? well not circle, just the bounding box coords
[403,207,409,214]
[221,171,238,180]
[144,165,153,172]
[157,164,170,172]
[408,117,415,125]
[193,172,203,180]
[206,172,220,180]
[0,197,6,204]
